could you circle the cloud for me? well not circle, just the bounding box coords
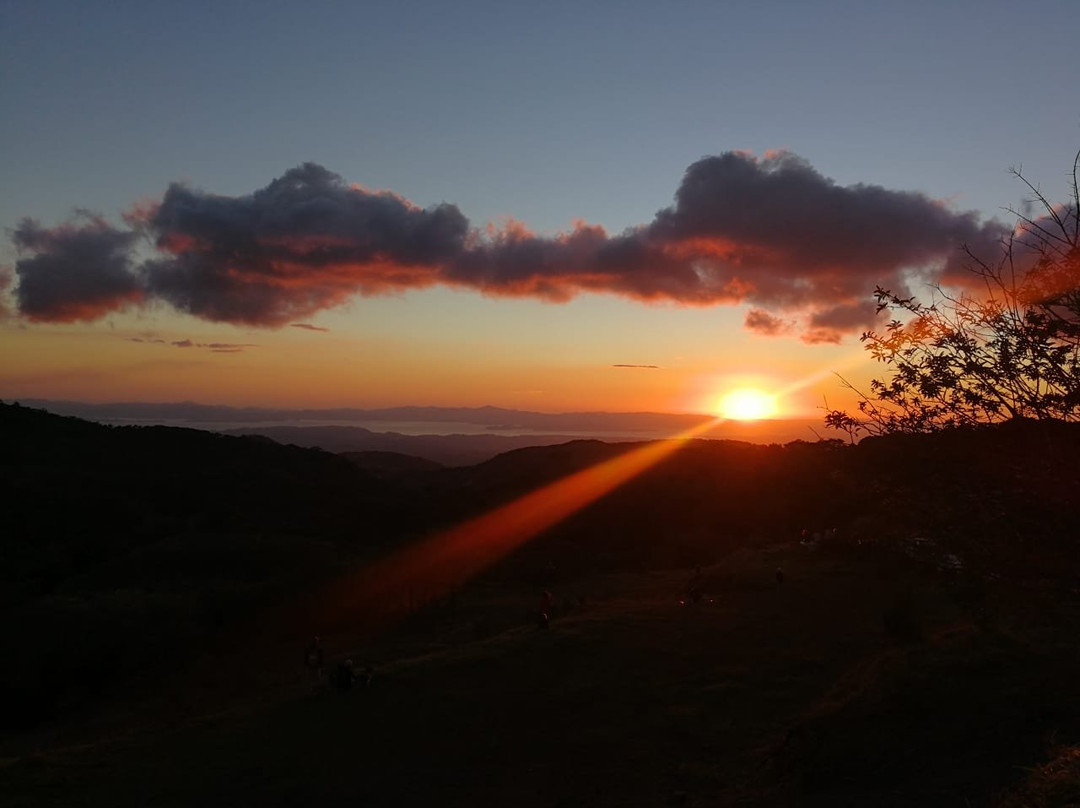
[204,342,257,351]
[801,301,881,344]
[744,308,792,337]
[612,364,660,369]
[0,266,12,320]
[12,212,143,322]
[9,153,1015,339]
[139,163,470,326]
[938,201,1078,294]
[127,337,255,352]
[291,322,330,332]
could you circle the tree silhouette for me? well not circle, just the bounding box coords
[827,152,1080,438]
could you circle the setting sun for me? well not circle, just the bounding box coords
[717,388,778,420]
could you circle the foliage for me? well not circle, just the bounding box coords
[827,152,1080,438]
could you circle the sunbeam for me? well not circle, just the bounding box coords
[312,418,719,630]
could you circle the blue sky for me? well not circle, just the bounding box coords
[5,1,1076,233]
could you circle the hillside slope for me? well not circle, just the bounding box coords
[0,403,421,729]
[4,545,1079,807]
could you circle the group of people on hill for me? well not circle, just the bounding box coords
[304,636,373,692]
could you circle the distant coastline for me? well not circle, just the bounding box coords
[7,399,841,465]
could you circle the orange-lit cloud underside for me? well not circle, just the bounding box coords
[12,152,1013,342]
[313,419,716,629]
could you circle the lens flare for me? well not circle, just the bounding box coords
[309,418,718,632]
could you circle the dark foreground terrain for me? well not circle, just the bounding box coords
[3,403,1080,806]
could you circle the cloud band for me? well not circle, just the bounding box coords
[9,152,1012,341]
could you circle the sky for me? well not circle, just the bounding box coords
[2,0,1078,417]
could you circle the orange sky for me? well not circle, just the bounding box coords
[0,287,879,417]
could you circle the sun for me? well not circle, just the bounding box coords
[717,388,778,421]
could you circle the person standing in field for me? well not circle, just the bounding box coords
[538,590,553,629]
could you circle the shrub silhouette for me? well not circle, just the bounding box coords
[828,151,1080,437]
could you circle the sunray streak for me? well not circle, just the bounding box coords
[774,348,872,398]
[312,419,719,630]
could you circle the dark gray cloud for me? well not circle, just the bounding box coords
[12,213,143,322]
[802,301,882,344]
[140,163,470,326]
[291,322,330,332]
[8,153,1015,339]
[938,202,1078,294]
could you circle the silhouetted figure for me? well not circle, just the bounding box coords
[775,567,785,586]
[305,636,324,683]
[539,590,553,625]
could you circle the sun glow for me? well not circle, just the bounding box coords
[717,388,777,420]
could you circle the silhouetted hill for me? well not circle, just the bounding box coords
[6,535,1080,807]
[5,404,1080,806]
[2,403,419,591]
[0,402,423,729]
[339,450,444,477]
[226,425,607,465]
[305,421,1080,591]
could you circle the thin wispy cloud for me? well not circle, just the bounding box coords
[10,152,1019,341]
[612,364,660,369]
[126,337,256,352]
[291,322,330,332]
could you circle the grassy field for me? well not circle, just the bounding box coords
[5,539,1079,807]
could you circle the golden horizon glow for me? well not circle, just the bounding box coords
[717,388,777,420]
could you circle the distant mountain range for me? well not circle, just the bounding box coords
[229,425,596,466]
[11,398,710,431]
[8,398,840,464]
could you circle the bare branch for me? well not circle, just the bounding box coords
[826,151,1080,437]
